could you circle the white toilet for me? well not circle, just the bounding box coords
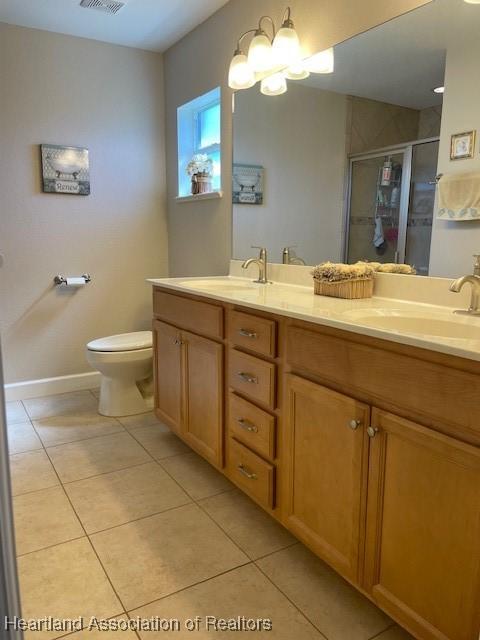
[86,331,153,417]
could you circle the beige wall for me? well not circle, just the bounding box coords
[233,84,347,265]
[0,23,168,384]
[163,0,431,277]
[429,32,480,277]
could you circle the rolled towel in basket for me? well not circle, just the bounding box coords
[437,172,480,220]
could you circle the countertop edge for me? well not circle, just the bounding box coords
[147,278,480,363]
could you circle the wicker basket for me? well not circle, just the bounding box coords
[313,277,374,299]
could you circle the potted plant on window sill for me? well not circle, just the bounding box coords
[186,154,214,195]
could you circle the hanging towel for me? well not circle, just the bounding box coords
[373,215,385,247]
[437,172,480,220]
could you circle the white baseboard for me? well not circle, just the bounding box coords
[4,372,101,402]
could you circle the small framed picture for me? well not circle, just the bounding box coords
[450,130,476,160]
[232,164,264,205]
[40,144,90,195]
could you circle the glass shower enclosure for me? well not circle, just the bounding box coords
[345,138,439,275]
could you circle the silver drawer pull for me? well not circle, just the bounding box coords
[237,372,258,384]
[237,418,258,433]
[237,464,257,480]
[239,329,258,339]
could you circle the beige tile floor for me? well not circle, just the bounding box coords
[6,390,415,640]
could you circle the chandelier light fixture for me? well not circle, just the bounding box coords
[227,7,334,96]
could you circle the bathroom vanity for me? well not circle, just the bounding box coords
[150,273,480,640]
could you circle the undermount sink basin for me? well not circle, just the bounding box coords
[340,309,480,341]
[178,278,264,293]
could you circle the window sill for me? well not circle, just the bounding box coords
[176,191,223,204]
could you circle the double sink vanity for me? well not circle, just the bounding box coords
[149,264,480,640]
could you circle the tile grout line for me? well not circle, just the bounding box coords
[54,612,140,640]
[58,458,157,485]
[85,500,194,537]
[252,540,300,562]
[31,423,128,449]
[252,558,330,640]
[367,622,398,639]
[16,534,87,559]
[124,560,254,616]
[39,427,133,452]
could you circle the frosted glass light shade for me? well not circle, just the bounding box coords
[285,60,310,80]
[260,73,287,96]
[305,47,334,74]
[272,26,301,67]
[248,32,274,73]
[228,53,255,90]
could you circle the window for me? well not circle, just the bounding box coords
[177,87,221,198]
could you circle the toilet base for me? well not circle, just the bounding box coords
[98,376,153,417]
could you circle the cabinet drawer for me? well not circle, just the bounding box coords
[228,310,276,357]
[228,349,276,409]
[228,438,275,509]
[153,289,223,339]
[228,392,275,460]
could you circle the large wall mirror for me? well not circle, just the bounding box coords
[232,0,479,276]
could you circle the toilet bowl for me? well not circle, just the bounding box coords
[86,331,153,417]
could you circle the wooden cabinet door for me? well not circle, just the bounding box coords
[182,330,223,467]
[284,375,370,582]
[365,409,480,640]
[153,320,182,433]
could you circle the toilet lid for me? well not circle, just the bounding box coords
[87,331,152,352]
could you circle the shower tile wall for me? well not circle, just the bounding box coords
[418,105,442,139]
[345,96,420,155]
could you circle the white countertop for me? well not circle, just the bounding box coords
[148,274,480,362]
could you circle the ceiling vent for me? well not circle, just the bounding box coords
[79,0,126,14]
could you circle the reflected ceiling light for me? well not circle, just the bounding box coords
[464,0,480,4]
[228,48,256,90]
[304,48,334,74]
[285,60,310,80]
[260,73,288,96]
[272,7,301,67]
[432,86,445,94]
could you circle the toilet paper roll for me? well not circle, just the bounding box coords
[65,277,86,287]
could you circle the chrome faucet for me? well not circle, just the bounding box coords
[282,246,306,266]
[450,255,480,315]
[242,246,271,284]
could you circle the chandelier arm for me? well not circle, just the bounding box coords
[235,28,258,53]
[258,15,276,39]
[281,6,293,28]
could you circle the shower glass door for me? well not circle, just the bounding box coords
[404,140,439,275]
[346,149,411,265]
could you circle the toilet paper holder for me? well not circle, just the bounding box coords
[54,273,91,286]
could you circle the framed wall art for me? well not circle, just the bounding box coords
[40,144,90,195]
[233,164,264,205]
[450,130,476,160]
